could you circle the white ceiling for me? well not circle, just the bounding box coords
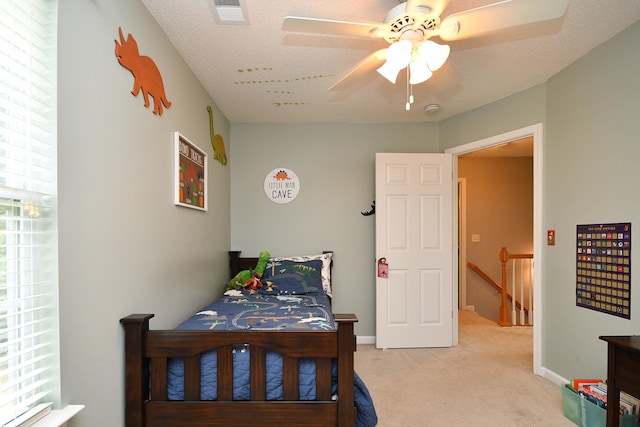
[141,0,640,124]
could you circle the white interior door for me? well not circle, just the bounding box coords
[375,153,454,348]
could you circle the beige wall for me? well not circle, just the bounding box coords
[440,84,546,150]
[230,122,440,336]
[440,21,640,381]
[458,157,533,322]
[56,0,640,424]
[58,0,230,425]
[543,20,640,379]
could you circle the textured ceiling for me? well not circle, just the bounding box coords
[141,0,640,124]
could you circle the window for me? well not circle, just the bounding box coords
[0,1,59,426]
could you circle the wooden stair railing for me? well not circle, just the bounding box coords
[466,262,529,318]
[499,247,533,327]
[466,246,533,326]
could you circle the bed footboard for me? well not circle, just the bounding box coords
[120,313,358,427]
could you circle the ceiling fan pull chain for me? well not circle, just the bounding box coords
[405,68,411,111]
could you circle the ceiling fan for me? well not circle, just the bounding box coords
[282,0,569,107]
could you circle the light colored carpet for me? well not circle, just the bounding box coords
[355,310,574,427]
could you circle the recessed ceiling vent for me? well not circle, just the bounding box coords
[213,0,248,24]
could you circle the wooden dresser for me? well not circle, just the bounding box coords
[599,336,640,426]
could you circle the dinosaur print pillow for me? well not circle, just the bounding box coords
[261,254,331,296]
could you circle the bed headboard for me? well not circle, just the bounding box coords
[228,251,258,276]
[228,250,334,277]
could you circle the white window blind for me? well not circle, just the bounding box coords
[0,1,59,426]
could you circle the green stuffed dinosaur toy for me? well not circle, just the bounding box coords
[226,250,270,292]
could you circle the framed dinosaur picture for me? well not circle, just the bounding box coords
[174,132,207,211]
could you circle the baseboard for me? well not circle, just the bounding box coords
[539,366,569,386]
[357,336,376,345]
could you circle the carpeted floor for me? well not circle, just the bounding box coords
[355,310,574,426]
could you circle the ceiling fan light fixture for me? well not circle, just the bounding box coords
[281,0,572,112]
[377,39,412,83]
[377,62,402,84]
[417,40,450,72]
[408,61,432,85]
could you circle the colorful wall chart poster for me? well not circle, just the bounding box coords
[576,223,631,319]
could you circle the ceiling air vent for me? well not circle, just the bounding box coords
[213,0,248,24]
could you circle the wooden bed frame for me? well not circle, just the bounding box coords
[120,251,358,427]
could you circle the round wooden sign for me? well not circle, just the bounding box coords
[263,168,300,204]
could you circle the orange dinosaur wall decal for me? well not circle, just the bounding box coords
[115,27,171,116]
[207,106,227,165]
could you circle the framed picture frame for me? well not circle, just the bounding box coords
[174,131,207,211]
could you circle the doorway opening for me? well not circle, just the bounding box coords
[446,123,543,375]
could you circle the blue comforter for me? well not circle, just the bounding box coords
[167,289,377,426]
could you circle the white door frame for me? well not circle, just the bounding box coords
[445,123,543,376]
[457,178,474,311]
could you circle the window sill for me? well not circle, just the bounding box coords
[30,405,84,427]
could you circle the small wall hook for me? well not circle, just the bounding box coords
[361,201,375,216]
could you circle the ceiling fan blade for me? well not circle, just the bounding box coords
[439,0,569,41]
[329,49,388,91]
[406,0,450,17]
[282,16,383,39]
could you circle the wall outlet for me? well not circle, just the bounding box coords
[471,234,481,243]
